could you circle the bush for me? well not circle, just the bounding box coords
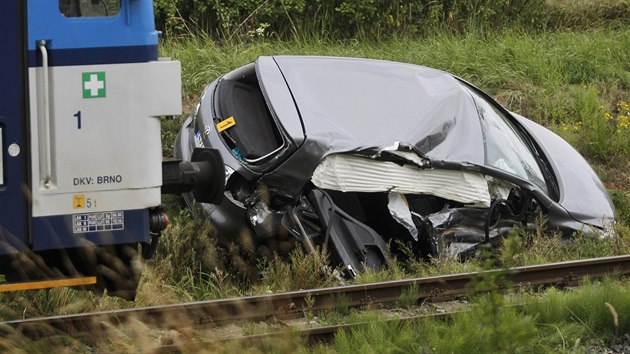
[153,0,543,39]
[154,0,630,40]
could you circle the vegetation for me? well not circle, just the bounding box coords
[2,0,630,352]
[155,1,630,349]
[322,278,630,354]
[162,28,630,163]
[153,0,630,39]
[159,26,630,289]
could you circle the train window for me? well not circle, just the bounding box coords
[59,0,121,18]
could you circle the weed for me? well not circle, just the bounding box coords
[608,189,630,225]
[334,317,426,354]
[331,293,351,317]
[391,239,480,277]
[153,0,630,40]
[556,88,630,164]
[303,293,316,325]
[396,284,421,309]
[260,247,336,292]
[352,261,407,284]
[525,278,630,342]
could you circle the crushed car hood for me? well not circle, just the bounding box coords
[259,56,485,195]
[267,56,485,162]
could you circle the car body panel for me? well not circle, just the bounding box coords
[513,113,615,227]
[257,57,305,145]
[262,56,486,196]
[175,55,615,275]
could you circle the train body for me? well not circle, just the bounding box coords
[0,0,219,299]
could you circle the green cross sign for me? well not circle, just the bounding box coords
[82,72,106,98]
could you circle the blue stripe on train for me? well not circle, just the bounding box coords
[27,45,158,67]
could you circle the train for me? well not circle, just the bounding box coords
[0,0,222,300]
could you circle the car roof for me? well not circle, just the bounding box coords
[263,55,486,165]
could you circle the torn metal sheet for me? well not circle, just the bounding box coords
[388,193,419,241]
[311,153,491,207]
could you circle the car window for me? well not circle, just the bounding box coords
[60,0,121,17]
[465,87,548,194]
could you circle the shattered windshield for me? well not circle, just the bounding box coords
[464,86,548,194]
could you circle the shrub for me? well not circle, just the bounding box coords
[153,0,544,39]
[154,0,630,40]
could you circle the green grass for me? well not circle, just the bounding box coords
[3,28,627,322]
[309,278,630,354]
[155,26,630,314]
[186,278,630,353]
[162,27,630,164]
[3,10,630,352]
[158,25,630,301]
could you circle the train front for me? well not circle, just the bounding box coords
[0,0,180,299]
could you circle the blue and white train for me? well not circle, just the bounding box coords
[0,0,222,299]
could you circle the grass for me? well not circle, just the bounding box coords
[2,7,630,351]
[154,27,630,352]
[259,248,338,292]
[6,279,630,353]
[1,27,627,321]
[287,255,630,354]
[327,278,630,354]
[162,27,630,164]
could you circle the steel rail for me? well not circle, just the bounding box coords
[5,255,630,338]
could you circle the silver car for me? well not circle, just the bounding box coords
[175,56,615,276]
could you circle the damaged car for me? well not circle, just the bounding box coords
[174,56,615,277]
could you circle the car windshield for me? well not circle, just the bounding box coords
[464,86,548,194]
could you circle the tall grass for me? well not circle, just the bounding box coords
[2,10,630,352]
[156,26,630,303]
[330,278,630,353]
[162,27,630,164]
[154,0,630,40]
[165,29,630,109]
[6,279,630,352]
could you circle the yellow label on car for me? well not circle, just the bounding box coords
[217,116,236,132]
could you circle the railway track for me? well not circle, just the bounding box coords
[5,255,630,340]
